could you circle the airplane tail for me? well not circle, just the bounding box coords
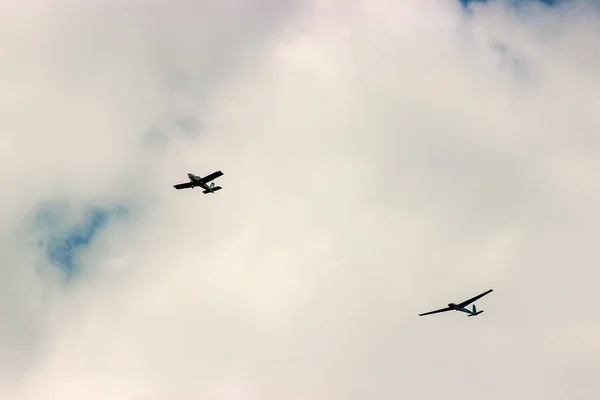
[468,305,484,316]
[202,186,222,194]
[202,182,216,194]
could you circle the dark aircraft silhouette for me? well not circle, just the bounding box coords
[173,171,223,193]
[419,289,493,317]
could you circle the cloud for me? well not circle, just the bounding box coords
[2,0,600,399]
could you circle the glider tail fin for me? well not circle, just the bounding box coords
[468,305,484,316]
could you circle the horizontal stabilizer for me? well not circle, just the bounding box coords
[202,186,222,194]
[467,311,484,317]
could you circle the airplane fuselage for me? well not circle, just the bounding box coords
[188,173,214,192]
[448,303,480,316]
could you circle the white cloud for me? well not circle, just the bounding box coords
[2,0,600,398]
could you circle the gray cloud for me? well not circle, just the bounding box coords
[1,0,600,399]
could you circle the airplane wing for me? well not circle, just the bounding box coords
[173,182,194,190]
[456,289,493,308]
[199,170,223,183]
[418,307,452,316]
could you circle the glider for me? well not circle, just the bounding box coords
[418,289,493,317]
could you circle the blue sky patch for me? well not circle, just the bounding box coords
[33,202,129,279]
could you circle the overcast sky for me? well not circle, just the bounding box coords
[1,0,600,398]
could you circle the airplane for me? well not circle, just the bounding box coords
[173,171,224,193]
[418,289,493,317]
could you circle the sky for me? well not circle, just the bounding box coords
[460,0,558,7]
[1,0,600,398]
